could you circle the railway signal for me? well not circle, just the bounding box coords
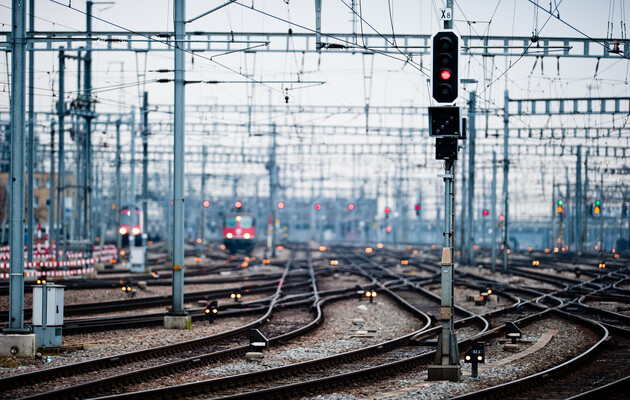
[415,204,420,216]
[464,342,485,378]
[432,31,460,103]
[593,200,601,215]
[365,290,377,303]
[230,289,242,302]
[205,301,218,324]
[557,200,564,213]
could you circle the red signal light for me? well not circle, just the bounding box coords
[440,69,451,80]
[347,203,355,211]
[315,203,321,210]
[414,204,420,211]
[499,214,504,222]
[482,209,489,217]
[385,226,392,233]
[384,207,391,214]
[202,200,210,208]
[277,201,285,209]
[235,201,242,209]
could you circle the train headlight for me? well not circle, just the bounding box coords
[132,227,141,236]
[244,233,251,239]
[226,233,233,239]
[119,227,128,235]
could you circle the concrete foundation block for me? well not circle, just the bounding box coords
[246,352,263,360]
[0,334,37,357]
[164,315,192,330]
[427,365,461,382]
[503,343,520,351]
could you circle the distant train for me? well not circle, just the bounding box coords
[119,204,143,246]
[223,212,256,253]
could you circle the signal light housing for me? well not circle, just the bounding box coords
[432,31,460,103]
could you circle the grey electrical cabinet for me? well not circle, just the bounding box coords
[33,283,64,348]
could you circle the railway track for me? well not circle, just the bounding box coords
[1,245,627,399]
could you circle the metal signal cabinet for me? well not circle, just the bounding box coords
[33,283,65,347]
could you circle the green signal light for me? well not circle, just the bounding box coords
[557,200,563,206]
[595,200,600,206]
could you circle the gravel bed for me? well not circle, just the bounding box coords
[304,317,600,400]
[457,265,561,291]
[0,251,606,399]
[116,293,424,394]
[583,300,630,316]
[0,312,263,379]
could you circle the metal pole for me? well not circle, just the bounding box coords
[575,146,583,251]
[583,155,589,249]
[199,145,207,251]
[315,0,322,51]
[171,0,186,315]
[128,108,136,248]
[56,50,65,262]
[49,122,56,258]
[115,120,122,259]
[27,0,35,263]
[434,0,459,375]
[269,125,278,257]
[502,89,509,273]
[142,92,149,255]
[84,0,93,241]
[466,91,476,265]
[6,0,27,333]
[491,151,497,273]
[167,160,173,261]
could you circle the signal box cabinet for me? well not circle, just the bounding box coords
[33,284,65,326]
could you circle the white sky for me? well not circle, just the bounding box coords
[0,1,628,226]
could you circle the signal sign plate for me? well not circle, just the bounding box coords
[440,8,452,21]
[429,106,461,137]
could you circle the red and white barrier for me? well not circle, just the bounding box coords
[0,244,118,279]
[0,266,95,279]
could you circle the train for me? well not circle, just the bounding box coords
[222,210,256,253]
[119,204,143,246]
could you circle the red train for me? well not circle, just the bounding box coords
[119,205,143,246]
[223,213,256,253]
